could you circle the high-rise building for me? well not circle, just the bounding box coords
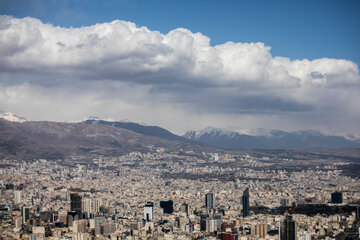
[82,198,103,214]
[242,188,250,218]
[92,198,102,213]
[180,202,189,215]
[94,216,105,235]
[251,224,268,238]
[144,202,154,222]
[331,192,343,204]
[22,206,30,224]
[81,198,91,214]
[73,220,87,233]
[67,211,79,227]
[213,213,223,231]
[89,218,96,229]
[218,206,226,216]
[15,217,22,228]
[206,218,218,232]
[70,193,82,216]
[205,214,222,232]
[200,214,207,231]
[58,211,68,225]
[67,214,74,227]
[205,193,215,209]
[14,191,22,205]
[200,213,222,233]
[160,200,174,214]
[279,215,296,240]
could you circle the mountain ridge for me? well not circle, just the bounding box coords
[0,112,359,151]
[184,127,360,149]
[0,119,200,160]
[79,119,188,142]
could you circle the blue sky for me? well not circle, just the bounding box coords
[0,0,360,134]
[1,0,360,65]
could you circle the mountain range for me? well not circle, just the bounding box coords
[79,119,360,149]
[184,127,360,149]
[0,111,359,160]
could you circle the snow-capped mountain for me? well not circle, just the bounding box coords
[0,111,26,123]
[184,127,360,149]
[184,127,276,139]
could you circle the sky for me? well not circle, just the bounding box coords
[0,0,359,135]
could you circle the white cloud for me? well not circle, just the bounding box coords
[0,15,359,134]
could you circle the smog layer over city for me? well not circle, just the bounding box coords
[0,1,360,239]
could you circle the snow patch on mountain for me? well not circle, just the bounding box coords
[70,116,151,127]
[69,116,118,123]
[0,111,26,122]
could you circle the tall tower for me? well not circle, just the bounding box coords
[70,193,82,216]
[205,193,215,209]
[144,202,154,221]
[22,206,30,224]
[242,188,249,218]
[279,214,296,240]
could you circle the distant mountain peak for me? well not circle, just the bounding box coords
[87,116,102,121]
[69,116,118,123]
[184,127,275,140]
[87,116,117,122]
[0,110,26,123]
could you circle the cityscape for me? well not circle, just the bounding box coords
[1,0,360,240]
[0,145,360,239]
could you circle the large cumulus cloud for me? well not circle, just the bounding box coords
[0,15,359,134]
